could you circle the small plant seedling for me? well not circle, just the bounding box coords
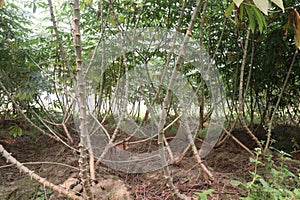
[194,189,214,200]
[8,124,23,138]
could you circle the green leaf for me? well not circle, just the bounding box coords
[249,157,256,163]
[253,0,269,15]
[8,125,23,138]
[32,3,37,13]
[33,3,37,13]
[270,0,284,11]
[202,189,214,195]
[118,14,125,23]
[246,6,256,32]
[259,178,269,188]
[230,180,243,186]
[233,0,244,7]
[252,7,267,33]
[225,2,235,18]
[194,190,214,200]
[239,3,245,23]
[84,0,93,5]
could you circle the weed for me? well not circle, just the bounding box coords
[194,189,214,200]
[231,148,300,200]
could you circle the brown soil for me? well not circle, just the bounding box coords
[0,124,299,200]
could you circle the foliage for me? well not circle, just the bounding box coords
[231,148,300,200]
[233,0,284,15]
[2,0,295,126]
[8,124,23,137]
[0,1,52,117]
[31,185,53,200]
[208,0,300,124]
[194,189,214,200]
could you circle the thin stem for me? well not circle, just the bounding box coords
[238,26,262,149]
[264,49,298,153]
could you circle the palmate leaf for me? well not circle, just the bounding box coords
[8,124,23,138]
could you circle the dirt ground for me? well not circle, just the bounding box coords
[0,124,299,200]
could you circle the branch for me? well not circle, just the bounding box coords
[0,144,82,200]
[47,0,74,80]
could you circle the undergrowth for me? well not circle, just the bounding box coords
[232,148,300,200]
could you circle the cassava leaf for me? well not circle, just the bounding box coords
[246,5,256,33]
[225,2,235,18]
[8,125,23,138]
[270,0,284,11]
[33,3,37,13]
[233,0,244,7]
[253,6,267,33]
[84,0,93,5]
[253,0,269,15]
[240,4,245,22]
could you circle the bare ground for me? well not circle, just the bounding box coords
[0,125,299,200]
